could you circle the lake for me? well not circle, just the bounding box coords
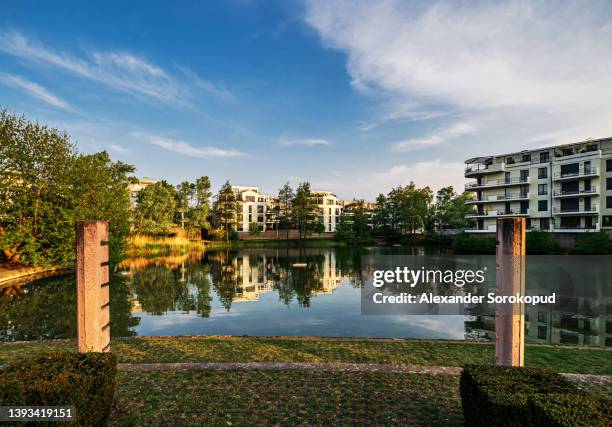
[1,246,609,347]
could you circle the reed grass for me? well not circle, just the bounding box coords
[127,234,205,256]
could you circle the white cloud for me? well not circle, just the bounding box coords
[109,144,128,154]
[369,160,466,193]
[0,31,231,104]
[392,121,477,151]
[144,135,244,158]
[0,72,72,110]
[305,0,612,149]
[277,137,331,146]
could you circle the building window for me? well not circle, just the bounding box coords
[522,154,531,163]
[537,326,547,340]
[538,200,548,211]
[538,184,548,195]
[537,311,547,322]
[540,152,549,163]
[607,196,612,209]
[607,159,612,172]
[506,157,515,164]
[520,169,529,181]
[604,216,612,227]
[538,167,547,179]
[540,218,550,230]
[607,177,612,190]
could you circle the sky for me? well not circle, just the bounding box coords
[2,0,612,200]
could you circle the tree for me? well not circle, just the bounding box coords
[248,222,263,235]
[175,181,194,230]
[188,176,212,239]
[351,200,371,241]
[0,110,134,266]
[372,193,389,235]
[291,182,319,241]
[274,182,294,240]
[433,186,473,230]
[397,182,433,234]
[134,181,177,234]
[213,180,238,241]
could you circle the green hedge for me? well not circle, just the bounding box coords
[460,364,610,426]
[452,234,496,254]
[0,352,117,427]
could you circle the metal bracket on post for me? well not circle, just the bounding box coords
[495,217,526,366]
[76,221,110,353]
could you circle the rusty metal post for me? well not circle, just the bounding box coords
[495,217,526,366]
[76,221,110,352]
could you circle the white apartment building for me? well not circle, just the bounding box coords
[231,186,277,232]
[464,137,612,234]
[311,190,342,232]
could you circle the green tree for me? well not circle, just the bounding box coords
[213,180,238,241]
[372,193,389,235]
[398,182,433,234]
[0,110,134,266]
[351,200,371,241]
[188,176,212,239]
[175,181,194,230]
[433,186,473,231]
[292,182,319,241]
[274,182,294,240]
[134,181,177,234]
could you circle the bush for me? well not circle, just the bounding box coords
[526,230,562,254]
[570,232,612,255]
[460,364,610,427]
[0,352,117,427]
[452,233,496,254]
[531,392,611,426]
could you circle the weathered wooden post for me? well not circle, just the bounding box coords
[495,217,525,366]
[76,221,110,353]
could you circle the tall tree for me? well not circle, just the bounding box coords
[213,180,238,241]
[434,186,473,230]
[0,110,134,266]
[291,182,319,241]
[189,176,212,239]
[134,181,177,235]
[372,193,389,235]
[274,182,294,240]
[175,181,194,230]
[398,182,433,234]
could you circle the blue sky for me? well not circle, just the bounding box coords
[2,0,612,199]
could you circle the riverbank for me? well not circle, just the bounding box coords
[2,336,610,375]
[0,262,71,286]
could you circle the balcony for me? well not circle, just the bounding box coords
[465,163,505,177]
[552,224,600,232]
[553,167,598,180]
[465,177,530,190]
[465,225,497,233]
[465,193,530,204]
[552,188,599,198]
[466,209,529,219]
[552,205,599,215]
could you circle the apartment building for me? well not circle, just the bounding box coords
[231,186,277,232]
[464,137,612,234]
[311,190,342,232]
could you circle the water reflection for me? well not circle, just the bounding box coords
[0,247,609,346]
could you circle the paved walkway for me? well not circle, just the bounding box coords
[117,362,612,384]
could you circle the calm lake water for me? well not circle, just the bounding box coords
[1,246,609,347]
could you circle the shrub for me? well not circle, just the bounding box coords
[0,352,117,427]
[570,232,612,255]
[452,233,496,254]
[526,230,562,254]
[460,364,610,427]
[531,392,611,426]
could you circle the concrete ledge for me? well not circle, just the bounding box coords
[0,264,71,286]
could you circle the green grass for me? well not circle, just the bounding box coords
[1,337,610,375]
[110,370,464,426]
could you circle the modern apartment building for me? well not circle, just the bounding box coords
[311,190,342,232]
[464,137,612,234]
[231,186,277,232]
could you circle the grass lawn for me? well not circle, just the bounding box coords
[1,336,610,375]
[110,369,463,426]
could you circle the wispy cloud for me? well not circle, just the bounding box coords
[131,132,244,158]
[392,121,476,152]
[0,30,232,104]
[109,144,128,154]
[0,72,73,110]
[306,0,612,150]
[369,160,465,193]
[277,137,331,147]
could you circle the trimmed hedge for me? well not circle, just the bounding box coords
[460,364,611,426]
[0,351,117,427]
